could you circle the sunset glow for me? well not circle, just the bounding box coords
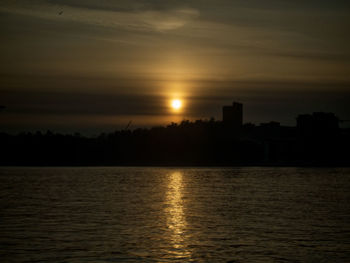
[0,1,349,131]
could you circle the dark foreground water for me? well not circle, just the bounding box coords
[0,167,349,262]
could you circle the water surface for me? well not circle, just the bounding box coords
[0,167,349,262]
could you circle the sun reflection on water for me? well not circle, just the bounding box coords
[165,171,191,259]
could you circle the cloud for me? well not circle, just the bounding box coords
[0,0,199,32]
[1,88,168,116]
[2,78,349,117]
[140,8,199,31]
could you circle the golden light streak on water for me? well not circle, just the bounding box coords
[165,171,191,259]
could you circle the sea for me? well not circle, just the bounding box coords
[0,167,349,262]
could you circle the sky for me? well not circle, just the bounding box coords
[1,0,350,134]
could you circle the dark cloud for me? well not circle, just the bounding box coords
[44,0,350,11]
[44,0,187,12]
[0,89,167,116]
[1,79,349,127]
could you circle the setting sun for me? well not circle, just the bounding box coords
[171,99,182,110]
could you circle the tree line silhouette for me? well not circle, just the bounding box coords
[0,117,349,166]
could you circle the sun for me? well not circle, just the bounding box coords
[171,99,182,110]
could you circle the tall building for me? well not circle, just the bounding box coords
[222,102,243,128]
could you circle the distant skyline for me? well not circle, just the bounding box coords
[1,0,350,133]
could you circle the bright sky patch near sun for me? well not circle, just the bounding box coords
[171,99,182,111]
[0,0,349,133]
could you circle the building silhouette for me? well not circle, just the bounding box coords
[223,102,243,129]
[297,112,339,136]
[1,101,349,166]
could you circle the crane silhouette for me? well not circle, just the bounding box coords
[124,121,132,131]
